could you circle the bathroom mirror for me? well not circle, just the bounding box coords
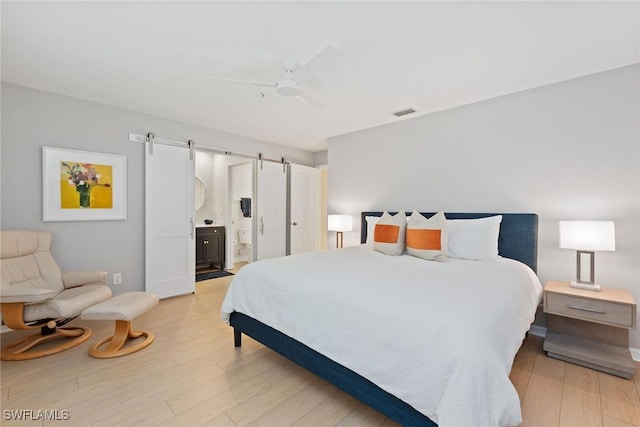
[194,177,206,211]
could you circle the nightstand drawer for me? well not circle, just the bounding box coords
[545,293,633,328]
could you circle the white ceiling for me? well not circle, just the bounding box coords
[2,1,639,152]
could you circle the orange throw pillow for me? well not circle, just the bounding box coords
[374,224,400,243]
[406,211,448,262]
[407,229,442,250]
[373,211,406,256]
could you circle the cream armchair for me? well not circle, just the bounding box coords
[1,230,112,360]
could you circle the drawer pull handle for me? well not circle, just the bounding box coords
[567,304,606,315]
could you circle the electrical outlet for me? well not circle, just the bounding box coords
[113,273,122,285]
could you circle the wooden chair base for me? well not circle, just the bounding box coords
[89,319,154,358]
[1,326,92,361]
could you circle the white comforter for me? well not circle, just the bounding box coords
[221,245,542,426]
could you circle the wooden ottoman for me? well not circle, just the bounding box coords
[81,291,159,358]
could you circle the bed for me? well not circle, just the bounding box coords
[221,212,541,426]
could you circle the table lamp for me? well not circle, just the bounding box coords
[559,221,615,291]
[328,215,352,248]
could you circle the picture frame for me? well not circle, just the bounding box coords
[42,146,127,221]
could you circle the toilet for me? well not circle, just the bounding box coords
[238,228,252,246]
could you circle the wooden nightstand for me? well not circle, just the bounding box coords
[543,280,637,379]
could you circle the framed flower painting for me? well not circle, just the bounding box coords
[42,146,127,221]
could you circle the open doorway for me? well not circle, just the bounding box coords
[228,161,254,266]
[197,151,250,271]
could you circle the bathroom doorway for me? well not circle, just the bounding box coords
[228,161,254,266]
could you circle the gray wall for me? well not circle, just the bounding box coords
[194,151,217,225]
[1,83,314,294]
[313,150,328,166]
[328,65,640,347]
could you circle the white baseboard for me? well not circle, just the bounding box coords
[528,324,640,362]
[1,325,12,334]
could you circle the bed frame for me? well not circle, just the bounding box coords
[230,212,538,426]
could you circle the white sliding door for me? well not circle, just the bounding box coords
[145,142,195,298]
[289,163,321,255]
[255,160,287,261]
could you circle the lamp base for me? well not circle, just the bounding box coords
[569,281,601,292]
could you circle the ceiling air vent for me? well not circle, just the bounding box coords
[392,108,416,117]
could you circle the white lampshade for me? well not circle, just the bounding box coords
[328,214,353,232]
[559,221,615,251]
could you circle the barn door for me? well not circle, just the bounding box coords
[145,141,195,298]
[254,160,287,261]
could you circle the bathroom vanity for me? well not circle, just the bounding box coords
[196,225,225,270]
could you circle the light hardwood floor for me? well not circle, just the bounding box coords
[2,274,640,427]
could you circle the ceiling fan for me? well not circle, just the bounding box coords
[210,45,340,108]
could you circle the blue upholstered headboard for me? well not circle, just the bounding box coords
[360,212,539,273]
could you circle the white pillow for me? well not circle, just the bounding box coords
[365,216,380,247]
[447,215,502,261]
[373,211,406,256]
[406,211,448,262]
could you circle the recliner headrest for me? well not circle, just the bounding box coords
[0,230,52,259]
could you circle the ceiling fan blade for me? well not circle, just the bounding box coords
[210,77,275,89]
[295,45,341,78]
[295,93,325,109]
